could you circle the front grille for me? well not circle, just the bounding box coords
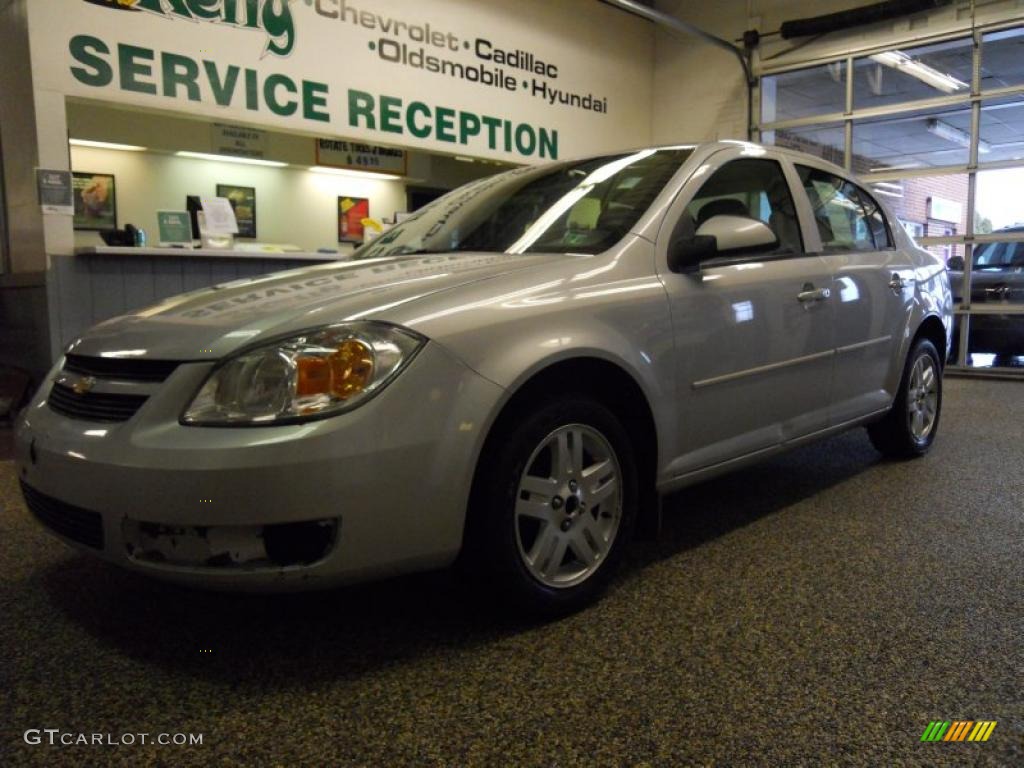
[64,354,180,382]
[20,481,105,550]
[47,382,148,422]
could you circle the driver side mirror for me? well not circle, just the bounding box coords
[946,255,965,271]
[668,214,779,273]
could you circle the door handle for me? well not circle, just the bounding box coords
[798,284,831,303]
[889,273,913,293]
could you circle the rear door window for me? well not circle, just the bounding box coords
[797,165,892,252]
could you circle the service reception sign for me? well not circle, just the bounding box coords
[30,0,655,163]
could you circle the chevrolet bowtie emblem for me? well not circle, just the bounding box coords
[70,376,97,395]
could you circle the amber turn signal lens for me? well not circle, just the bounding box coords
[329,340,375,399]
[295,356,330,396]
[295,340,375,400]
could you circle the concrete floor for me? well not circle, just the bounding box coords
[0,377,1021,766]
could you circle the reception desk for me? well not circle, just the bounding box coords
[48,246,347,359]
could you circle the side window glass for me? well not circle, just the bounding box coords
[850,184,892,249]
[684,158,803,254]
[797,165,886,253]
[976,242,1018,269]
[975,243,999,267]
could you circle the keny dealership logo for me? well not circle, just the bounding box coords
[83,0,297,57]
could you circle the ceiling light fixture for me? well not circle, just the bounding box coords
[925,118,991,153]
[308,166,401,180]
[176,151,288,167]
[870,181,904,198]
[69,139,147,152]
[868,161,923,172]
[871,188,904,199]
[869,51,968,94]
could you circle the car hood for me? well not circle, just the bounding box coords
[68,252,579,360]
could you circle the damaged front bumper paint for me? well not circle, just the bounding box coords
[15,342,505,591]
[122,518,339,569]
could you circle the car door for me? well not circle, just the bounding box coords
[794,165,914,423]
[655,149,835,477]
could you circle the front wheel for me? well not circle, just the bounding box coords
[467,397,637,616]
[867,338,943,458]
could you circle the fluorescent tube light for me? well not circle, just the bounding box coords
[869,161,923,172]
[308,166,401,180]
[69,139,147,152]
[925,118,991,153]
[872,187,904,199]
[869,51,968,94]
[176,151,288,167]
[870,182,904,198]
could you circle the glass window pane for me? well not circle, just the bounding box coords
[761,122,844,166]
[796,165,879,252]
[967,238,1024,306]
[976,167,1024,231]
[761,62,846,123]
[853,38,973,110]
[850,184,892,247]
[978,96,1024,163]
[981,27,1024,91]
[852,105,972,170]
[867,173,968,258]
[963,315,1024,368]
[685,159,803,254]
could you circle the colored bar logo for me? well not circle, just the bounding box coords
[921,721,997,742]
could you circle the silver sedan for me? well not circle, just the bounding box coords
[15,142,952,613]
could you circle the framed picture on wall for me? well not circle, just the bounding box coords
[216,184,257,238]
[72,172,116,231]
[338,196,369,243]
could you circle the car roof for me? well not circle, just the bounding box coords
[566,140,854,181]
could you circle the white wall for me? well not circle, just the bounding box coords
[70,147,407,254]
[652,2,750,144]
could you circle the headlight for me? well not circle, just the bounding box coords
[181,322,425,425]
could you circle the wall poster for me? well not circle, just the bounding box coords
[72,171,116,230]
[338,196,369,244]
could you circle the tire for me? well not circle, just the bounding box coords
[867,338,943,459]
[466,396,638,616]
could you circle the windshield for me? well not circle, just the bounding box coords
[352,147,694,259]
[973,234,1024,269]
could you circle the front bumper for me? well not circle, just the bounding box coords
[14,342,504,590]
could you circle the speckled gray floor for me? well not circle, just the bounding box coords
[1,377,1021,767]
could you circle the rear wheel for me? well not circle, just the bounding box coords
[868,338,942,458]
[467,397,637,615]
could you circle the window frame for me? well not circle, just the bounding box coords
[755,20,1024,371]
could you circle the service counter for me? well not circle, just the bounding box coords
[47,246,346,359]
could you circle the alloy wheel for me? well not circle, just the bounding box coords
[513,424,623,589]
[907,354,939,441]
